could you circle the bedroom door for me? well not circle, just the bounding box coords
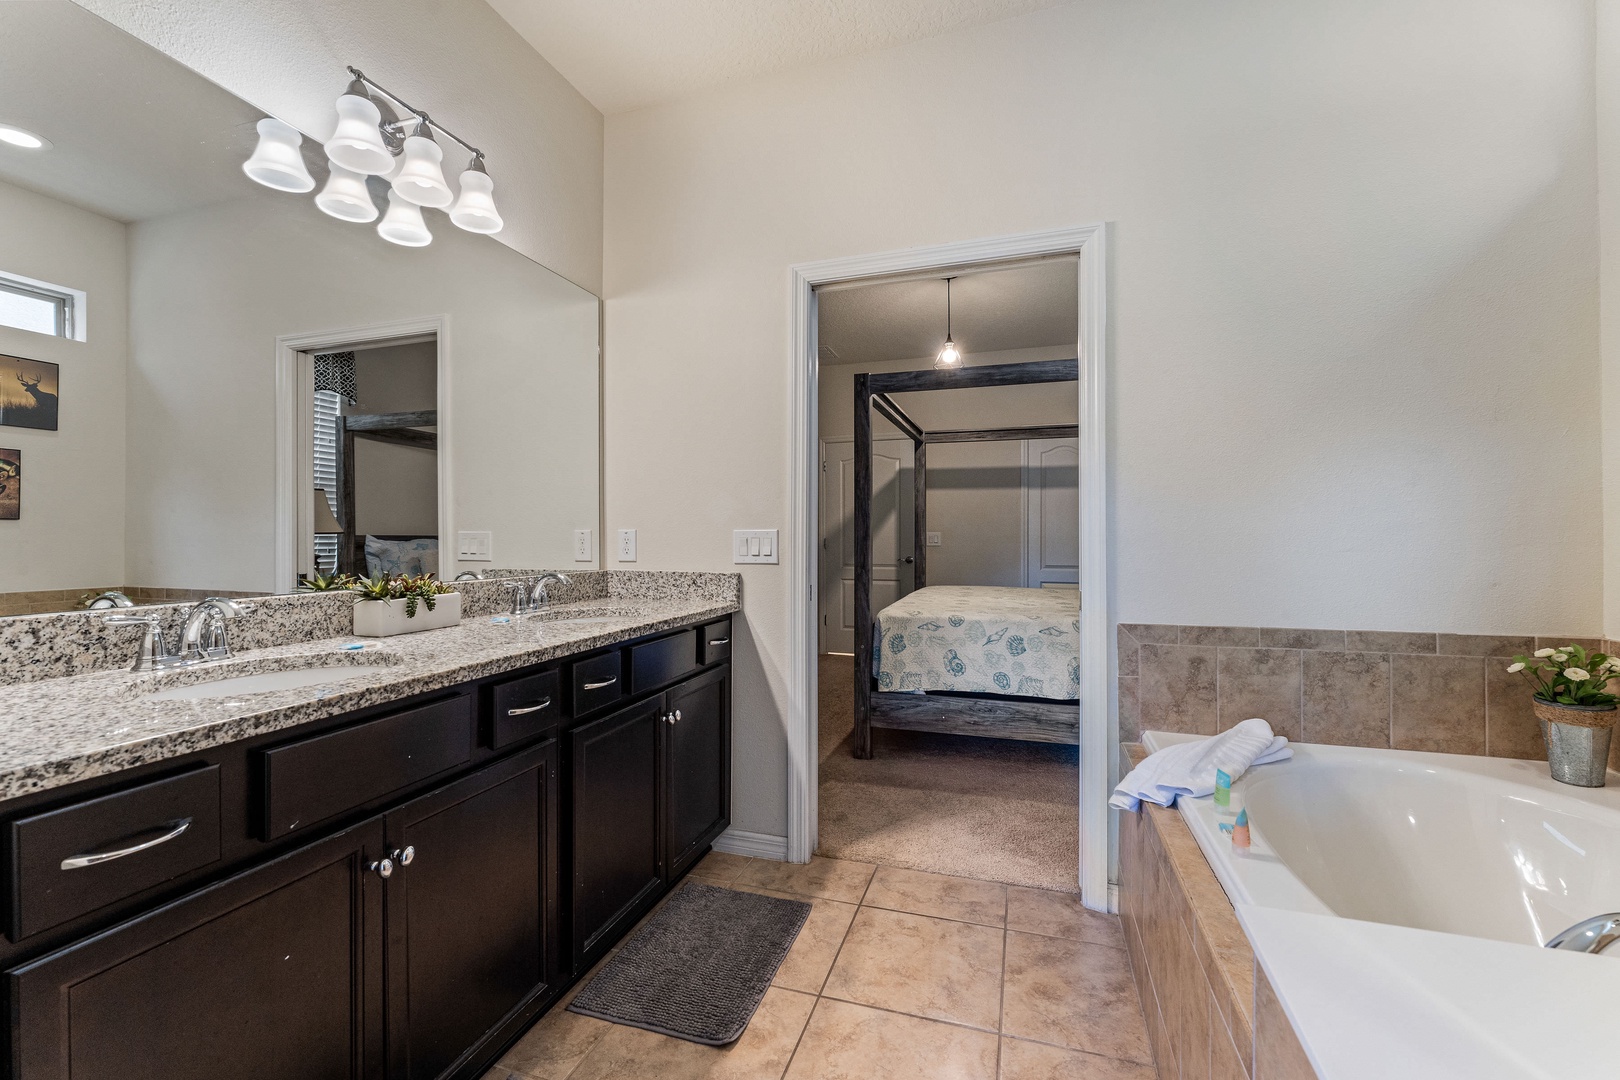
[1024,438,1079,588]
[820,436,914,653]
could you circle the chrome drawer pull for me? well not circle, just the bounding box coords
[507,698,552,716]
[708,638,730,645]
[582,677,618,690]
[61,818,192,870]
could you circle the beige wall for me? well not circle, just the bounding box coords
[605,0,1601,837]
[351,342,438,538]
[73,0,605,294]
[1601,0,1620,640]
[0,179,127,593]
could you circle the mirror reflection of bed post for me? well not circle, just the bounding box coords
[853,359,1083,759]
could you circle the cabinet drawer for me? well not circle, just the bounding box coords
[488,669,563,749]
[571,652,623,715]
[699,619,732,666]
[629,630,698,694]
[259,695,472,839]
[7,765,222,941]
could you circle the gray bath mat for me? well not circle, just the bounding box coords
[567,881,811,1045]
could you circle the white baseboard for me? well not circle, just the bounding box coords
[713,828,790,861]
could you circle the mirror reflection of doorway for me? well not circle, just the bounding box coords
[310,339,439,580]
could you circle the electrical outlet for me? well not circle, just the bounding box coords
[733,529,779,564]
[617,528,637,562]
[926,532,942,547]
[457,531,493,561]
[573,529,593,562]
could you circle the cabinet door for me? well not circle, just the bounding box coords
[383,742,559,1080]
[663,664,731,881]
[569,696,663,970]
[8,819,386,1080]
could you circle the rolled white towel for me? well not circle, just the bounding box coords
[1109,718,1292,812]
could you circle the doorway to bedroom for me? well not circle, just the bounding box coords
[813,257,1082,892]
[305,335,441,582]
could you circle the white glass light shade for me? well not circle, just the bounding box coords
[242,117,315,192]
[324,92,394,175]
[377,189,432,247]
[391,134,453,208]
[935,339,962,369]
[315,162,379,223]
[449,167,503,234]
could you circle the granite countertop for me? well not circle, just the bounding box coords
[0,595,737,802]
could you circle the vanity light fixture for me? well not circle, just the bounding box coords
[448,156,504,234]
[242,117,315,193]
[391,119,454,208]
[241,66,504,244]
[377,188,433,247]
[0,123,49,150]
[314,162,380,223]
[934,276,962,369]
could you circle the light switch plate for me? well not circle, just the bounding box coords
[617,528,637,562]
[926,532,942,547]
[457,531,493,561]
[573,529,593,562]
[733,529,779,564]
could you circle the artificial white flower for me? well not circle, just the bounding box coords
[1553,653,1570,664]
[1507,662,1525,673]
[1566,667,1591,681]
[1535,648,1556,658]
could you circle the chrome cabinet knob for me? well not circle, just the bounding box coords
[371,857,394,879]
[393,846,415,866]
[674,710,682,723]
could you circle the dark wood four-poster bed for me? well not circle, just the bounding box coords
[853,359,1081,758]
[333,408,438,576]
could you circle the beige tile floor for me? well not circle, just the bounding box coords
[486,854,1153,1080]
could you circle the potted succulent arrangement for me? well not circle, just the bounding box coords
[300,572,461,637]
[1507,643,1619,787]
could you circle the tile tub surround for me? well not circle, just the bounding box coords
[1119,623,1620,764]
[0,579,738,800]
[0,570,739,686]
[1117,743,1315,1080]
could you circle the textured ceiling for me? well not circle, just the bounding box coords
[485,0,1068,113]
[817,258,1078,367]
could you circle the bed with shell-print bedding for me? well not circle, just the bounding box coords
[873,585,1080,701]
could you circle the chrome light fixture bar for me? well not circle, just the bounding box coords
[242,65,504,246]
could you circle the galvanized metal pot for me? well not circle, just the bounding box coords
[1534,699,1617,788]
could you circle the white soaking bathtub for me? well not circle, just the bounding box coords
[1138,731,1620,1079]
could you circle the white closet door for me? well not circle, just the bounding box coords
[819,436,914,653]
[1024,438,1079,588]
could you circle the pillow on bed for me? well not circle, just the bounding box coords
[364,536,439,578]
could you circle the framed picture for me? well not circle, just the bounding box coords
[0,355,58,431]
[0,448,17,520]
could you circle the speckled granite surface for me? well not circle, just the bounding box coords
[0,573,738,800]
[0,570,738,686]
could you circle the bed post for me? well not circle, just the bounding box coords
[853,373,875,759]
[337,415,357,576]
[913,439,927,591]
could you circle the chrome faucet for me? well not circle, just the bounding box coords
[177,598,249,664]
[1547,913,1620,955]
[86,591,134,609]
[530,572,571,610]
[103,613,179,672]
[500,580,532,616]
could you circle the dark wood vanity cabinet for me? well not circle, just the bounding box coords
[0,618,731,1080]
[9,818,388,1080]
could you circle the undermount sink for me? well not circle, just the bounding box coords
[141,656,399,702]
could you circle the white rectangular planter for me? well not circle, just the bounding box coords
[352,593,461,637]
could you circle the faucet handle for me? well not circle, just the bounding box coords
[101,613,173,672]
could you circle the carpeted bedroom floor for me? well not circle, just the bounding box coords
[815,653,1080,892]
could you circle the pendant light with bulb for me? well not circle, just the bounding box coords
[935,276,962,369]
[242,66,506,246]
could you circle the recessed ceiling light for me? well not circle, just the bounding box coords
[0,124,50,150]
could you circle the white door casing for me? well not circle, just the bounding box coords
[789,224,1109,911]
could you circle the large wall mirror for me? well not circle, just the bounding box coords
[0,2,601,616]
